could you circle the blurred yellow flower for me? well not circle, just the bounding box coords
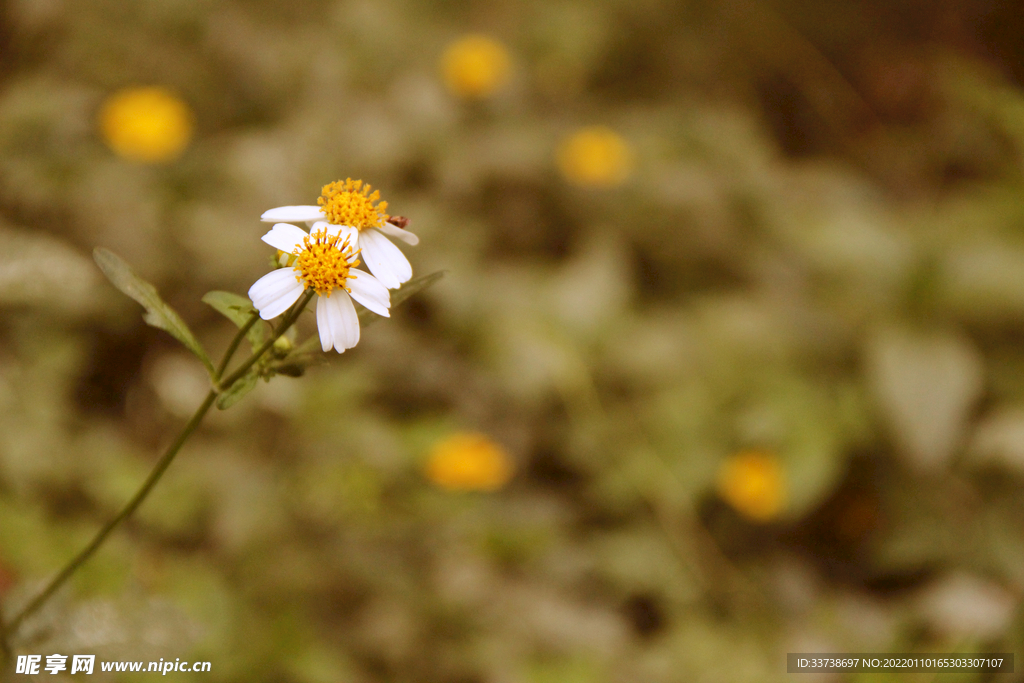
[440,35,511,99]
[716,450,786,522]
[556,126,634,188]
[561,126,630,188]
[425,432,513,491]
[98,86,194,163]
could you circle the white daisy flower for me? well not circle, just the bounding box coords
[248,223,391,353]
[260,178,418,290]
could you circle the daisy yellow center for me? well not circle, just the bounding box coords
[317,178,389,230]
[294,229,360,296]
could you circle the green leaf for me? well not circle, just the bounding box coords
[201,290,254,326]
[202,290,266,351]
[216,368,259,410]
[356,270,445,327]
[93,248,215,378]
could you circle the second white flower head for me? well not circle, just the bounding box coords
[259,179,418,290]
[248,222,391,353]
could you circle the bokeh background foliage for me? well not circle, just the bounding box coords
[1,0,1024,680]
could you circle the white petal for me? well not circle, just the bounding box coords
[335,224,359,250]
[326,290,360,352]
[248,268,304,320]
[261,223,308,253]
[316,295,335,351]
[346,268,390,317]
[378,221,420,246]
[359,228,412,289]
[261,205,324,223]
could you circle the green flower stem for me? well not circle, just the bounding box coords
[5,388,217,636]
[215,310,260,379]
[5,290,314,639]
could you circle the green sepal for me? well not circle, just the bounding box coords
[202,290,266,352]
[269,361,309,378]
[216,367,259,410]
[94,248,215,378]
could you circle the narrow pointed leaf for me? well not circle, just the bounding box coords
[202,290,266,351]
[356,270,445,327]
[94,248,215,377]
[275,271,444,368]
[217,368,259,410]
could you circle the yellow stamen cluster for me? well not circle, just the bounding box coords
[317,178,389,230]
[294,229,360,296]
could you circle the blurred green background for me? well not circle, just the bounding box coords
[1,0,1024,680]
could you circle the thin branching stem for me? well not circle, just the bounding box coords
[219,291,313,390]
[5,389,217,635]
[5,290,314,638]
[215,311,261,379]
